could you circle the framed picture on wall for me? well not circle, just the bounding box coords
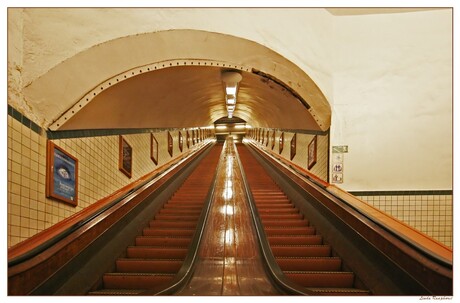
[308,135,317,170]
[290,133,297,160]
[46,141,78,206]
[271,131,275,150]
[119,136,132,178]
[150,133,158,165]
[179,131,183,152]
[266,130,270,147]
[168,131,173,157]
[186,130,190,149]
[279,132,284,154]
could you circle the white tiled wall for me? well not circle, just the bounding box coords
[356,193,453,248]
[7,114,208,247]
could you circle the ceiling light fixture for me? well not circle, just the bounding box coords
[226,85,237,96]
[226,96,236,105]
[221,71,242,119]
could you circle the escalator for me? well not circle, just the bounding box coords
[89,144,223,295]
[8,138,452,296]
[237,145,369,295]
[237,142,452,295]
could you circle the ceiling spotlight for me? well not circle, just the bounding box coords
[226,96,236,105]
[222,71,242,120]
[226,85,237,96]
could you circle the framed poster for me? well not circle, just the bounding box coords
[279,132,284,154]
[168,131,173,157]
[266,130,270,147]
[308,135,318,170]
[271,131,275,150]
[186,130,190,149]
[119,136,132,178]
[150,134,158,165]
[290,133,297,160]
[179,131,183,152]
[46,141,78,206]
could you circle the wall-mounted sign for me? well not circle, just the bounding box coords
[151,134,159,165]
[119,136,132,178]
[279,132,284,154]
[266,130,270,147]
[332,145,348,153]
[331,148,344,184]
[290,133,297,161]
[307,135,317,170]
[46,141,78,206]
[332,173,343,183]
[179,131,183,152]
[168,131,173,157]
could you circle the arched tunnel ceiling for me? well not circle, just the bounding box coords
[23,29,331,132]
[59,65,321,131]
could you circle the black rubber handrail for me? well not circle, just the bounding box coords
[234,142,313,296]
[246,140,453,268]
[147,143,224,295]
[8,142,213,268]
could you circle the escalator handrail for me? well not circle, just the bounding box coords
[8,141,214,268]
[234,142,313,296]
[246,140,453,268]
[148,143,224,295]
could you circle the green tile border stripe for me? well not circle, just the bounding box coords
[8,105,193,139]
[8,105,42,135]
[350,190,453,196]
[46,127,185,139]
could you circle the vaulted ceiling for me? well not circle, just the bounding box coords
[24,29,331,133]
[59,65,320,131]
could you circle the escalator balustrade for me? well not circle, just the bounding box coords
[89,146,222,295]
[238,146,369,295]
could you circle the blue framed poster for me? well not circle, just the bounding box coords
[46,141,78,206]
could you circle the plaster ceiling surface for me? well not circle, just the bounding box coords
[60,66,319,131]
[326,8,444,16]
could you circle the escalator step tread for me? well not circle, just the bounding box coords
[276,257,342,271]
[89,289,146,295]
[103,272,175,289]
[105,272,175,276]
[116,260,182,273]
[307,288,370,295]
[284,271,355,288]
